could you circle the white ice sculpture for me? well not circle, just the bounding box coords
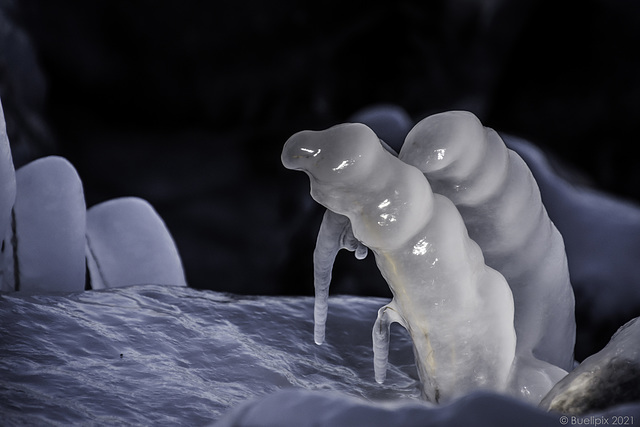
[282,123,517,403]
[1,156,86,292]
[305,112,576,403]
[400,112,575,400]
[86,197,187,289]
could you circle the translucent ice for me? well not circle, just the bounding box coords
[86,197,187,289]
[282,123,516,402]
[313,209,367,344]
[1,156,86,292]
[401,111,575,400]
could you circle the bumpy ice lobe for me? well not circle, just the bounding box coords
[401,111,575,401]
[1,156,86,292]
[86,197,187,289]
[282,123,516,403]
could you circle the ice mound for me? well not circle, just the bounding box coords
[86,197,187,289]
[2,156,86,292]
[282,123,517,402]
[2,285,637,426]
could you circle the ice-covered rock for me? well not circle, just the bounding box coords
[282,123,516,403]
[1,156,86,292]
[540,317,640,414]
[86,197,187,289]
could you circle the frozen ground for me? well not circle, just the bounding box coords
[1,284,639,426]
[0,285,419,425]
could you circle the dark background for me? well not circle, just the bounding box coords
[2,0,640,358]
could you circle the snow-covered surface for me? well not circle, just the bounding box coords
[1,284,638,426]
[0,285,640,427]
[0,285,419,425]
[213,388,640,427]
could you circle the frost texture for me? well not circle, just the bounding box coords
[282,123,516,403]
[86,197,187,289]
[2,156,86,292]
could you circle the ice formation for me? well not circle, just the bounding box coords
[282,123,517,403]
[1,156,86,292]
[0,95,186,293]
[540,316,640,414]
[506,135,640,358]
[400,112,575,399]
[312,209,368,344]
[86,197,187,289]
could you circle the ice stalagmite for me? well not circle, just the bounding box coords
[282,123,516,403]
[86,197,187,289]
[401,112,575,401]
[2,156,86,292]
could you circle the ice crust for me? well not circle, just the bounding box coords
[86,197,187,289]
[282,123,517,403]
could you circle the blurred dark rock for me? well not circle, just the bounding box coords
[0,3,55,167]
[540,317,640,414]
